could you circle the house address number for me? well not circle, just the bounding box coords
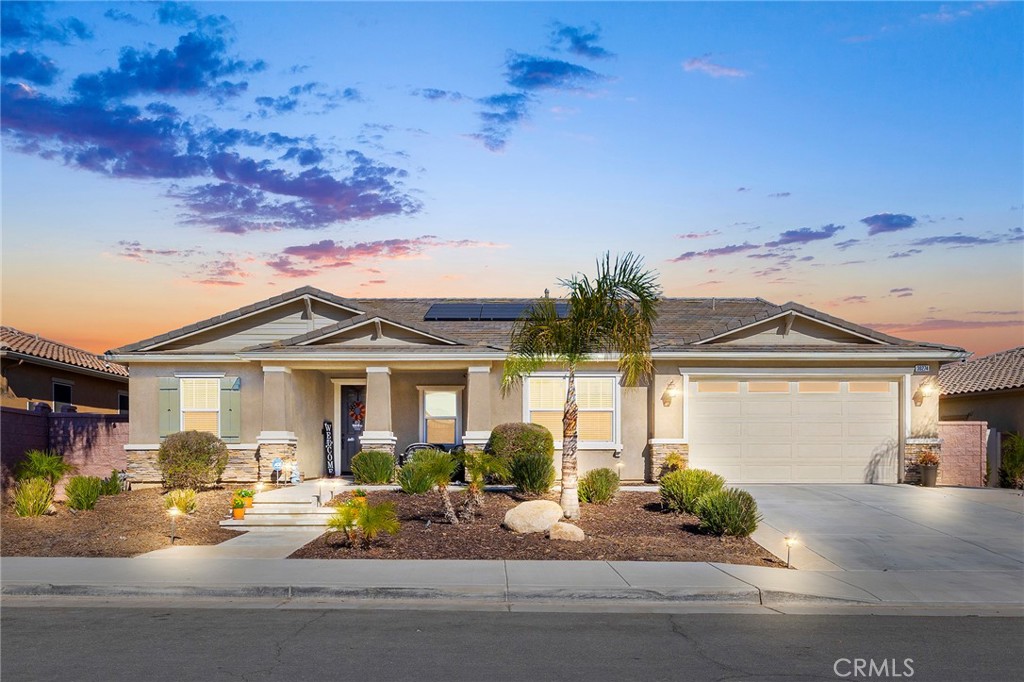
[913,364,930,374]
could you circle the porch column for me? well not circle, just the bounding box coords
[257,366,297,478]
[647,371,687,482]
[463,366,492,451]
[904,370,941,484]
[360,366,396,454]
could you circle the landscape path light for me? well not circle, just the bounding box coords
[168,506,181,544]
[783,535,799,568]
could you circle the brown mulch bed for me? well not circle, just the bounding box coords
[0,487,243,557]
[290,490,784,566]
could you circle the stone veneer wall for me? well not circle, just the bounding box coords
[647,442,689,482]
[127,446,278,484]
[904,438,942,485]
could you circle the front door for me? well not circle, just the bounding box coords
[340,386,366,473]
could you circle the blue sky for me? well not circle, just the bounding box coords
[1,1,1021,355]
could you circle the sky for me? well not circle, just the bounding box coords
[1,1,1022,357]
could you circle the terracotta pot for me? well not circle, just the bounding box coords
[920,464,938,487]
[232,507,245,520]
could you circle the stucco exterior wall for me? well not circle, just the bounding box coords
[940,389,1024,435]
[127,363,263,443]
[390,369,466,450]
[290,369,328,478]
[1,360,126,414]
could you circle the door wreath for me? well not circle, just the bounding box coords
[348,401,366,426]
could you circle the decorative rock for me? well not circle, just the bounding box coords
[503,500,564,534]
[548,522,585,542]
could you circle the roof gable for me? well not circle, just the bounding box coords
[242,313,475,352]
[113,287,368,353]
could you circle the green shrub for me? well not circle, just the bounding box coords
[13,477,53,517]
[579,468,620,504]
[485,422,555,479]
[164,488,198,514]
[99,469,122,496]
[65,476,103,511]
[351,450,396,485]
[15,450,74,486]
[509,451,556,495]
[660,468,726,514]
[397,459,435,494]
[157,431,229,490]
[328,500,400,547]
[661,452,686,476]
[694,488,762,537]
[999,433,1024,490]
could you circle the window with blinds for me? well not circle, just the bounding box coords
[423,389,459,444]
[526,376,616,444]
[181,378,220,435]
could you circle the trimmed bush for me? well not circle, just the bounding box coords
[509,451,556,495]
[694,488,762,537]
[999,433,1024,490]
[157,431,229,490]
[328,500,400,547]
[13,477,53,517]
[486,422,555,468]
[351,450,396,485]
[397,458,436,495]
[99,469,122,496]
[164,488,198,514]
[15,450,74,486]
[65,476,103,511]
[579,468,620,504]
[660,468,726,514]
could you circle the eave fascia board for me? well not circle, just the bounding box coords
[237,351,509,362]
[0,351,129,382]
[105,354,250,363]
[692,309,887,346]
[654,349,965,361]
[295,316,459,347]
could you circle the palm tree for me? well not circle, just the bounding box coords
[501,252,660,519]
[458,449,509,521]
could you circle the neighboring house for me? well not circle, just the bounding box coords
[939,346,1024,435]
[107,286,964,485]
[1,326,129,414]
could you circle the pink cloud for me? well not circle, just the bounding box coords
[670,242,760,262]
[678,230,721,239]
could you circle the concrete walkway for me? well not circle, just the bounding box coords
[3,555,1022,608]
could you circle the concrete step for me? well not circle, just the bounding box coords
[221,515,333,528]
[246,504,337,515]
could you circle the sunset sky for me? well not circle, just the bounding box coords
[2,1,1021,357]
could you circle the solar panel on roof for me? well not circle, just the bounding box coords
[479,303,530,320]
[423,304,482,321]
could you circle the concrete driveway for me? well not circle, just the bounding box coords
[747,485,1024,572]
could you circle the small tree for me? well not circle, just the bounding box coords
[458,449,509,521]
[502,252,660,519]
[157,431,229,490]
[411,449,459,524]
[15,450,74,487]
[1000,433,1024,489]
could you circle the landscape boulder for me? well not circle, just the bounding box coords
[548,522,585,542]
[503,500,563,533]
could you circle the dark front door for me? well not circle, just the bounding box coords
[340,386,366,473]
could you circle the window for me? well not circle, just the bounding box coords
[696,381,739,393]
[525,375,618,446]
[419,387,461,445]
[747,381,790,393]
[798,381,841,393]
[118,392,129,415]
[52,381,73,412]
[180,377,220,435]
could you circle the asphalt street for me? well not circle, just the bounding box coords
[2,604,1021,681]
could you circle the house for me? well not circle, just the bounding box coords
[1,326,129,414]
[939,346,1024,435]
[107,286,964,485]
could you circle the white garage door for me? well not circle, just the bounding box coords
[688,379,900,484]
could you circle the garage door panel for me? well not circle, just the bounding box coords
[688,379,899,484]
[796,402,844,416]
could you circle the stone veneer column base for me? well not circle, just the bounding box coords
[904,438,942,485]
[359,441,396,455]
[126,449,161,483]
[647,441,689,482]
[256,442,296,483]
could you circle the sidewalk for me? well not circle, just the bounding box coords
[3,555,1022,608]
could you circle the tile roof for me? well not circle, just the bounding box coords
[939,346,1024,395]
[1,326,129,378]
[111,286,964,356]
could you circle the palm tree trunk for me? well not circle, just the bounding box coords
[560,364,580,519]
[439,485,459,525]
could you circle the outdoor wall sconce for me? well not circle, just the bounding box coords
[661,380,681,407]
[912,379,937,407]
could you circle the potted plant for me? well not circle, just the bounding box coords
[918,451,939,487]
[231,495,246,520]
[351,488,368,507]
[237,489,255,508]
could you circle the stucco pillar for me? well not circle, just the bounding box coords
[463,365,492,450]
[360,366,396,454]
[905,371,941,484]
[647,372,687,482]
[257,366,297,478]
